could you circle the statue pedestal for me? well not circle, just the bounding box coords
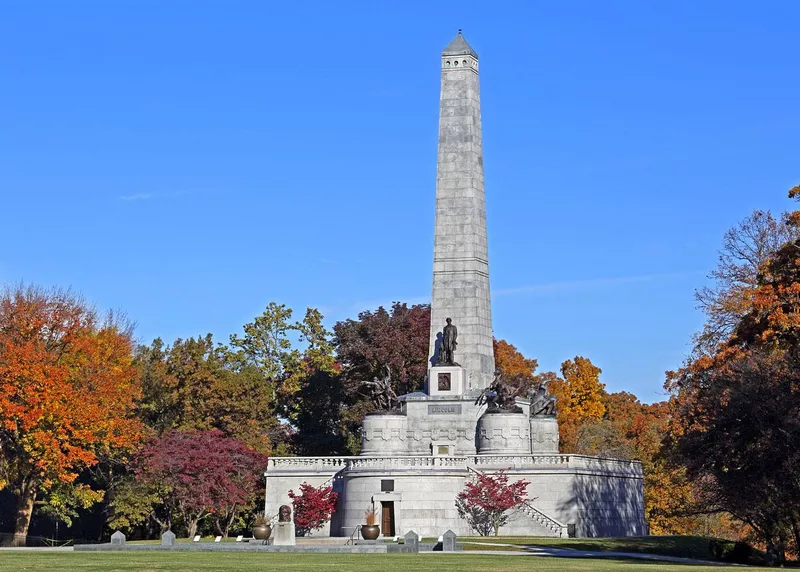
[427,366,465,397]
[272,522,296,546]
[360,414,409,456]
[530,416,559,453]
[477,412,530,454]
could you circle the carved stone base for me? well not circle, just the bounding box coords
[530,416,559,453]
[427,366,466,397]
[476,412,530,454]
[360,414,409,456]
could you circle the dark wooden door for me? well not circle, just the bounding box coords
[381,501,394,536]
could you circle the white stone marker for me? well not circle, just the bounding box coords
[161,530,176,546]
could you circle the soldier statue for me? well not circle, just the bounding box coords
[475,368,523,413]
[360,365,399,411]
[529,381,557,416]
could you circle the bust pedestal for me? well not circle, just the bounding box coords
[427,366,466,397]
[272,522,296,546]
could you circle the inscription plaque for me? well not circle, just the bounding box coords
[428,404,462,415]
[437,372,451,391]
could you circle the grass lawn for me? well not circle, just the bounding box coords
[0,552,778,572]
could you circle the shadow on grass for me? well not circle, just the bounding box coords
[464,535,777,567]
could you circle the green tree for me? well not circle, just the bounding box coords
[229,303,338,423]
[292,308,350,455]
[134,335,277,454]
[229,303,301,415]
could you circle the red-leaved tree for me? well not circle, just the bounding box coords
[135,429,268,537]
[333,302,430,396]
[456,469,530,536]
[287,481,338,536]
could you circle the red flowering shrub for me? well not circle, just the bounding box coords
[288,481,338,536]
[456,469,529,536]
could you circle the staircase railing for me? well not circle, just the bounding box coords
[518,501,568,538]
[345,525,362,545]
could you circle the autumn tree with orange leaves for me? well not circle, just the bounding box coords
[693,209,799,355]
[493,339,538,379]
[493,338,540,395]
[666,186,800,562]
[0,286,142,543]
[548,356,606,452]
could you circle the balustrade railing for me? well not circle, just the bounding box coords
[267,454,641,474]
[268,456,352,470]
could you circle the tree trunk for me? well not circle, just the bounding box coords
[150,511,170,537]
[790,514,800,562]
[13,480,37,546]
[187,518,198,540]
[777,531,787,567]
[221,505,237,538]
[186,511,207,540]
[214,510,236,538]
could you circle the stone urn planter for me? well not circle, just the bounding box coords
[361,506,380,540]
[252,524,271,540]
[360,524,380,540]
[251,511,272,540]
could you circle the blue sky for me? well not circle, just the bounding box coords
[1,1,798,403]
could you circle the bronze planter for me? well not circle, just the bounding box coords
[361,524,380,540]
[252,524,271,540]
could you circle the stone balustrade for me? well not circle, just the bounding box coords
[267,454,642,476]
[347,455,468,470]
[268,457,351,470]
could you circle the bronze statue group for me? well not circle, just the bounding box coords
[360,318,557,417]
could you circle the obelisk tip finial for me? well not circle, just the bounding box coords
[458,28,462,34]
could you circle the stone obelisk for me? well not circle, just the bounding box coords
[428,31,495,393]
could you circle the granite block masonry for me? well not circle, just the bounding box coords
[428,30,494,393]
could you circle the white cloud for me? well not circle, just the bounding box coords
[118,193,154,202]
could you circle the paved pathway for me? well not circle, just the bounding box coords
[0,546,74,552]
[456,541,737,566]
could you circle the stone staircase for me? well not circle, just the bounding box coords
[516,502,568,538]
